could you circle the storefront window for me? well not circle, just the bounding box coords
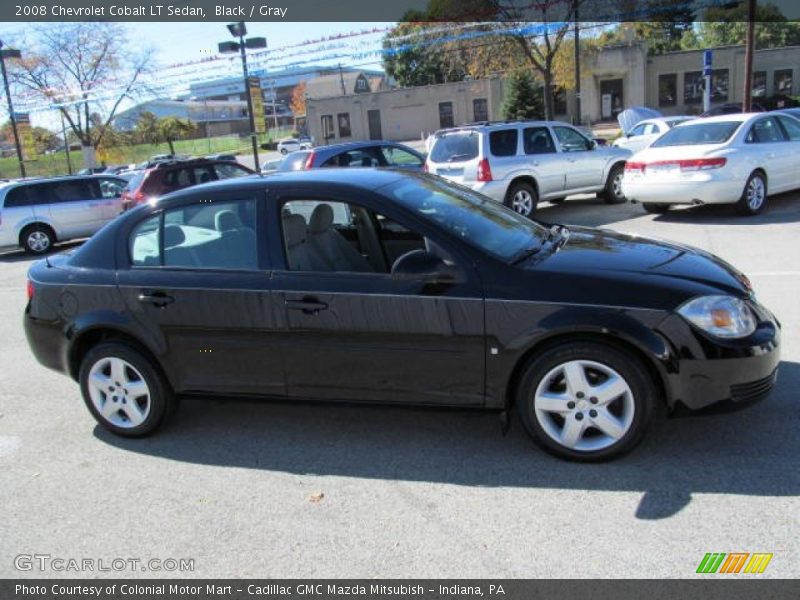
[775,69,793,95]
[684,71,703,104]
[659,74,677,106]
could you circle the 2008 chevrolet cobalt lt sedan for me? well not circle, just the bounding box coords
[24,169,780,461]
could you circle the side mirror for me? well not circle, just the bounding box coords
[391,250,458,284]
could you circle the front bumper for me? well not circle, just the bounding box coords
[622,174,743,205]
[659,310,781,411]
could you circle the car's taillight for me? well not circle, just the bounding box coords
[26,279,34,301]
[304,151,316,170]
[624,161,645,172]
[676,157,727,171]
[477,158,492,182]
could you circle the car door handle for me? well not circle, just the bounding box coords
[138,291,175,308]
[285,297,328,315]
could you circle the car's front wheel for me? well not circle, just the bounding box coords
[515,341,656,461]
[737,171,767,216]
[79,342,174,437]
[280,148,288,155]
[504,181,538,218]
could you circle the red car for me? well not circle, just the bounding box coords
[121,158,255,209]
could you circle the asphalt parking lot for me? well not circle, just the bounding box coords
[1,192,798,579]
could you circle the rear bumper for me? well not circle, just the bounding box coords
[24,303,71,377]
[465,180,508,202]
[622,175,743,205]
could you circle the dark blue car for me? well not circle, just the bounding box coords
[277,140,426,172]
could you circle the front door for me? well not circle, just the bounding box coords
[116,191,285,397]
[600,79,624,119]
[367,110,382,140]
[269,192,485,406]
[552,125,606,191]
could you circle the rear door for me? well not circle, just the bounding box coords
[116,189,284,397]
[521,126,565,198]
[30,178,99,238]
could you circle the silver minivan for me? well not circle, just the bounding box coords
[426,121,632,217]
[0,175,127,254]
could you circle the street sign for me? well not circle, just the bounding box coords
[703,50,713,77]
[14,112,37,161]
[248,77,266,134]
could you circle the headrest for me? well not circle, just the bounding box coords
[283,214,307,246]
[215,210,242,232]
[163,225,185,248]
[309,203,334,234]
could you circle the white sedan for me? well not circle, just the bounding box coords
[277,138,311,154]
[621,112,800,216]
[613,116,694,154]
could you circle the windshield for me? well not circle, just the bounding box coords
[652,121,741,147]
[381,175,548,262]
[429,131,480,163]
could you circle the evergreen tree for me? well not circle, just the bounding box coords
[502,70,544,120]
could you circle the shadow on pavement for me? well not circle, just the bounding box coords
[0,241,82,264]
[96,360,800,521]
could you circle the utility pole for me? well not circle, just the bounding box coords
[338,63,346,96]
[59,109,73,175]
[0,40,25,178]
[742,0,756,112]
[573,0,581,125]
[269,78,278,130]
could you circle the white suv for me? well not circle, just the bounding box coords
[426,121,632,217]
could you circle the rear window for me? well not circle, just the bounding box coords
[3,186,29,208]
[429,131,479,163]
[651,121,741,147]
[279,151,311,171]
[489,129,518,157]
[125,171,145,192]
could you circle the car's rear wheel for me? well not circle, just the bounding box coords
[642,203,671,214]
[504,181,538,218]
[20,224,55,255]
[280,148,288,155]
[737,171,767,216]
[515,341,656,461]
[79,342,174,437]
[601,163,626,204]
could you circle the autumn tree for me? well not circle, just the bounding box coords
[133,112,195,155]
[290,81,307,117]
[9,23,153,168]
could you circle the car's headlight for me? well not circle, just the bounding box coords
[677,295,757,338]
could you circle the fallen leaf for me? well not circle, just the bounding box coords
[308,492,324,503]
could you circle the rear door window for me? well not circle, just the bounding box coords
[429,131,479,163]
[489,129,519,157]
[523,127,556,154]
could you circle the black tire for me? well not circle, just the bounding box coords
[79,342,174,437]
[504,181,538,218]
[600,163,626,204]
[20,224,55,255]
[737,171,767,216]
[642,203,671,214]
[514,341,656,462]
[280,148,288,155]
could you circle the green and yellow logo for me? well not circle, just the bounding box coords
[696,552,773,574]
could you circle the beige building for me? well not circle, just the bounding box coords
[307,43,800,143]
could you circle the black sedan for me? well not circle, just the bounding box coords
[24,170,780,461]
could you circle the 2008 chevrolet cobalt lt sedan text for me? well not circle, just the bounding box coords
[24,170,780,461]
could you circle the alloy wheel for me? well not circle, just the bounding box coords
[512,190,533,216]
[87,357,151,428]
[746,176,765,211]
[612,171,624,200]
[533,359,635,452]
[27,231,50,253]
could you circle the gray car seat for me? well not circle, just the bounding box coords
[307,204,373,272]
[209,209,257,269]
[283,213,329,271]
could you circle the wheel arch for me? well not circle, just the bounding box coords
[68,324,170,389]
[503,329,672,413]
[506,175,539,198]
[604,159,627,182]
